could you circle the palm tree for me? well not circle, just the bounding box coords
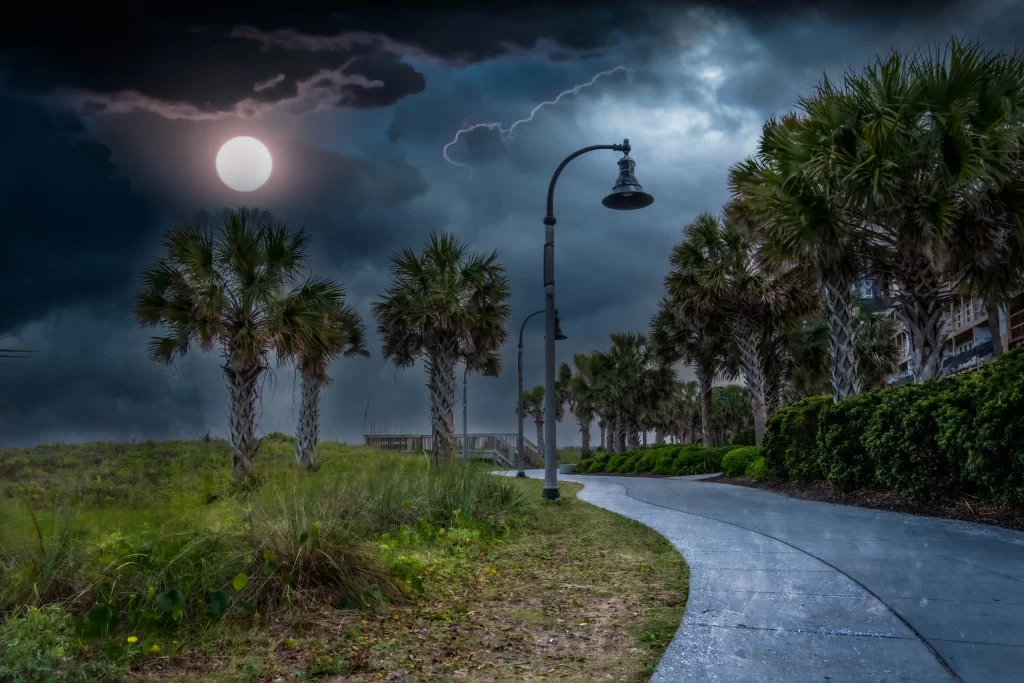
[134,208,310,484]
[730,100,872,402]
[854,304,901,389]
[559,353,600,457]
[712,385,753,444]
[650,298,737,446]
[668,380,701,444]
[274,279,369,470]
[810,41,1024,381]
[373,232,511,464]
[516,384,562,458]
[667,211,816,445]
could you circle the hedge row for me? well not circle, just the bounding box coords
[579,444,738,477]
[761,347,1024,507]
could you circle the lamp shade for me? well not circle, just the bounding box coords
[602,151,654,210]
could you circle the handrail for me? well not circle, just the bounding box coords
[364,432,539,467]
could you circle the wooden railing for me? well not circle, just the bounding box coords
[363,433,540,469]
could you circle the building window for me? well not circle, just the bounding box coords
[964,297,972,324]
[976,298,985,317]
[958,340,974,354]
[955,306,962,328]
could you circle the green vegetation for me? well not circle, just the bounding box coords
[744,457,768,481]
[580,444,733,477]
[760,348,1024,507]
[0,439,687,680]
[722,447,761,477]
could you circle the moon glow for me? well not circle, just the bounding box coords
[215,136,272,192]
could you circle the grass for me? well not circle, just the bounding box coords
[0,435,688,681]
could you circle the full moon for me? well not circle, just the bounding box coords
[215,136,272,192]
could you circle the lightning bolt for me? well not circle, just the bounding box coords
[443,65,631,169]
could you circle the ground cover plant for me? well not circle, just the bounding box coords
[0,436,687,681]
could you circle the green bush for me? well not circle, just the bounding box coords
[584,454,609,473]
[670,446,732,476]
[963,349,1024,506]
[762,395,832,482]
[603,454,626,473]
[621,452,644,472]
[864,378,974,505]
[819,390,886,491]
[722,447,761,477]
[732,427,756,447]
[745,457,768,480]
[652,446,684,475]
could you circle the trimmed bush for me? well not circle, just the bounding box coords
[762,395,832,482]
[652,446,684,475]
[585,454,609,473]
[603,454,626,473]
[963,349,1024,506]
[671,445,732,476]
[819,390,886,491]
[745,457,768,480]
[722,447,761,477]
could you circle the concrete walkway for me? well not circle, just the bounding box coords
[519,471,1024,682]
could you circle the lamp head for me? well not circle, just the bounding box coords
[554,309,568,341]
[602,140,654,210]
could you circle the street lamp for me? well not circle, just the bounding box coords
[541,139,653,501]
[517,308,566,477]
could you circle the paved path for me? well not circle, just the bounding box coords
[518,471,1024,682]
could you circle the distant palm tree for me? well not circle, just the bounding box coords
[274,279,369,470]
[373,232,511,465]
[516,384,562,458]
[134,208,310,484]
[650,297,738,446]
[667,211,816,445]
[559,353,600,457]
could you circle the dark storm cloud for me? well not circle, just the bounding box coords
[0,1,972,120]
[0,93,156,334]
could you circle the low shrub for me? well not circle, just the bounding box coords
[745,457,768,480]
[963,349,1024,506]
[585,454,609,473]
[621,452,644,472]
[671,446,731,476]
[819,390,886,492]
[603,454,626,473]
[722,447,761,477]
[652,447,684,475]
[762,395,832,482]
[0,604,124,682]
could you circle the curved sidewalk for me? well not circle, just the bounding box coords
[521,471,1024,682]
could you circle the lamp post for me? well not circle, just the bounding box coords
[517,309,566,478]
[541,139,654,500]
[462,363,469,462]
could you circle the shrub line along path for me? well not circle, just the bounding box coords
[515,470,1024,683]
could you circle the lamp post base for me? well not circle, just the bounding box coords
[541,486,561,501]
[516,471,527,478]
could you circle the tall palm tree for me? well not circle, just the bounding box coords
[373,232,511,464]
[274,279,369,470]
[667,212,816,445]
[650,298,737,446]
[712,385,753,444]
[854,303,901,390]
[668,380,701,444]
[134,208,310,484]
[730,98,873,403]
[559,352,600,457]
[814,41,1024,381]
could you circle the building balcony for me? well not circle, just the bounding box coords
[942,339,994,373]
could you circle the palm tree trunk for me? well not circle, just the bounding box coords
[986,294,1003,358]
[578,413,592,456]
[893,252,951,383]
[225,361,262,485]
[627,422,640,450]
[697,368,713,447]
[733,326,768,446]
[427,341,458,465]
[295,372,322,470]
[824,274,861,401]
[599,421,606,450]
[616,416,629,452]
[642,430,648,448]
[764,369,782,417]
[654,428,664,445]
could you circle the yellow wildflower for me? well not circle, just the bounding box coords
[148,644,161,654]
[438,527,446,536]
[127,636,138,643]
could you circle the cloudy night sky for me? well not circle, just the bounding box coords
[1,0,1021,447]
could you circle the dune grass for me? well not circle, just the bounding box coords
[0,436,687,681]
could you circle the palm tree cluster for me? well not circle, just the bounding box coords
[134,209,369,483]
[655,39,1024,446]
